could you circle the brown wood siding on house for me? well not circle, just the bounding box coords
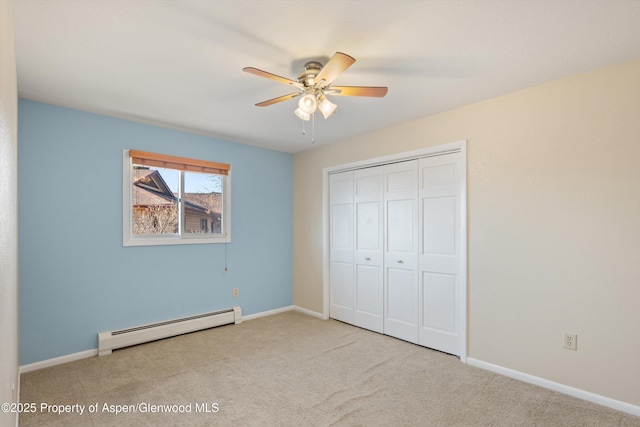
[184,212,211,233]
[183,193,222,234]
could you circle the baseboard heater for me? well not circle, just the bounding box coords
[98,306,242,356]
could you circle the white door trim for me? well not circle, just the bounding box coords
[322,140,467,362]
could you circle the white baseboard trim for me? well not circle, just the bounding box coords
[243,305,325,321]
[242,305,296,321]
[19,349,97,374]
[467,358,640,417]
[292,305,324,319]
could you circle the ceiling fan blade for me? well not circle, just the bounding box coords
[329,86,388,97]
[315,52,356,87]
[255,92,301,107]
[243,67,302,88]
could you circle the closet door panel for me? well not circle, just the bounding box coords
[330,261,354,317]
[384,160,419,343]
[353,167,384,332]
[355,265,382,327]
[386,268,416,323]
[418,153,462,355]
[330,172,354,324]
[387,199,416,254]
[422,272,456,333]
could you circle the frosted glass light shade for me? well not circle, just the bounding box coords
[295,108,311,121]
[298,94,317,114]
[318,97,337,119]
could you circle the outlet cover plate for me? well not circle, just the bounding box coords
[563,333,577,351]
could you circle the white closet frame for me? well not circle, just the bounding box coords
[322,140,468,362]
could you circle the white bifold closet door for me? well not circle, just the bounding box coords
[383,160,419,343]
[418,153,463,355]
[329,150,464,356]
[330,167,386,333]
[353,167,384,333]
[329,171,354,324]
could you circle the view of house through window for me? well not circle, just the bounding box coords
[124,150,230,245]
[131,166,223,236]
[132,166,179,235]
[183,171,223,234]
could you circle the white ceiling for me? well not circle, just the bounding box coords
[11,0,640,153]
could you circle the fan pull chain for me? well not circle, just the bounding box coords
[299,113,315,142]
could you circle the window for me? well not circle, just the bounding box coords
[123,150,231,246]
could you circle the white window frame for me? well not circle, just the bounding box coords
[122,150,231,246]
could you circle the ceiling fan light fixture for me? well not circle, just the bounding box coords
[298,94,317,114]
[295,108,311,121]
[318,96,337,119]
[243,52,388,141]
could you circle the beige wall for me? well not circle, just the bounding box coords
[0,0,19,425]
[293,58,640,406]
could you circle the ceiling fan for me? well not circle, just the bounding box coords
[243,52,388,122]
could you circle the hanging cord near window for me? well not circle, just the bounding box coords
[224,239,228,272]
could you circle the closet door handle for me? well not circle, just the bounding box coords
[397,260,404,264]
[365,257,371,261]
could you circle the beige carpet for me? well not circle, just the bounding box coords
[19,311,640,426]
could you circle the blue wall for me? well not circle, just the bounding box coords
[18,100,293,365]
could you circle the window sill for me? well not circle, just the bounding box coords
[123,234,230,247]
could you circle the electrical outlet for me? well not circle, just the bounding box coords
[563,333,577,351]
[233,288,239,297]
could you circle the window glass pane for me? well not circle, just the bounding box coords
[183,172,223,234]
[131,166,179,235]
